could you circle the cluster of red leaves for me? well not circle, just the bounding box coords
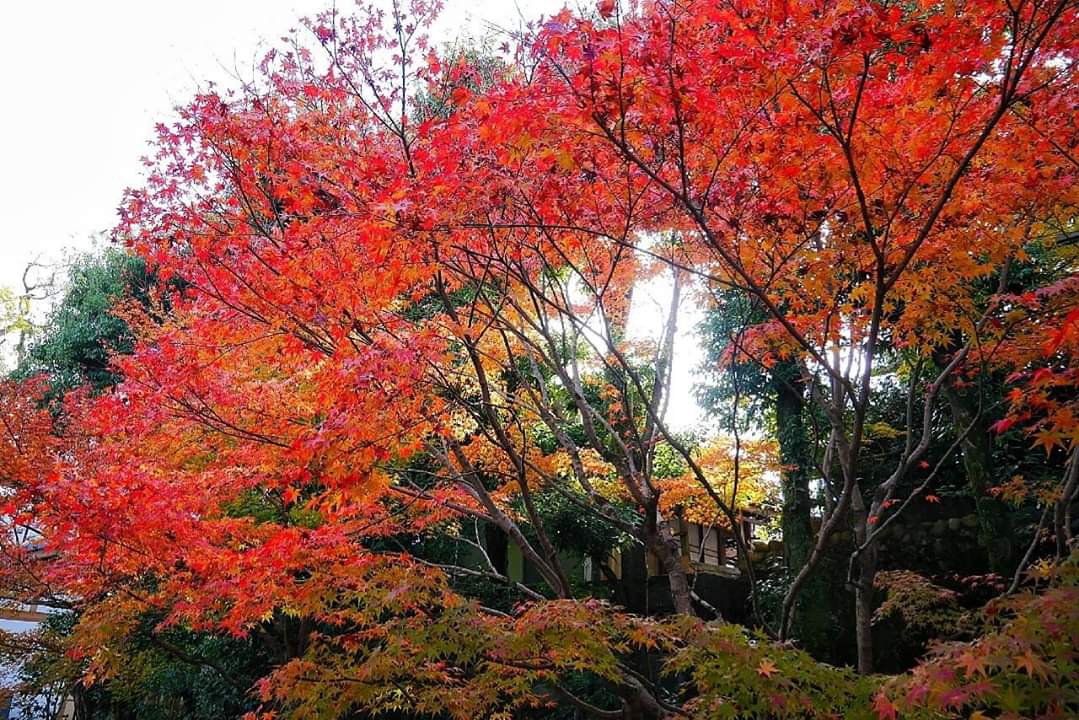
[991,274,1079,457]
[878,555,1079,720]
[0,378,62,602]
[1,0,1077,717]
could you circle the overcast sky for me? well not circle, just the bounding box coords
[0,0,707,429]
[0,0,568,293]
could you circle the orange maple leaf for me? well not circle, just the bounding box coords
[1013,649,1048,678]
[956,650,988,677]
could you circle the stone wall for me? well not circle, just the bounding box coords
[750,498,1004,577]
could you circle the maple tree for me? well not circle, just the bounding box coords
[877,552,1079,720]
[516,0,1079,673]
[987,239,1079,569]
[1,0,1078,717]
[0,377,60,602]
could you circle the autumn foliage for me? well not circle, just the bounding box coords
[2,0,1078,717]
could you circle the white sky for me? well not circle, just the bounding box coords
[0,0,706,428]
[0,0,570,292]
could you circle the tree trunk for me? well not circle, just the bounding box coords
[943,383,1015,574]
[72,682,92,720]
[1054,446,1079,558]
[854,541,878,675]
[850,484,879,675]
[773,362,833,655]
[619,682,663,720]
[645,517,696,616]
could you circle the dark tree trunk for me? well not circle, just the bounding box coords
[619,685,663,720]
[853,541,878,675]
[72,682,92,720]
[943,383,1015,574]
[773,362,833,656]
